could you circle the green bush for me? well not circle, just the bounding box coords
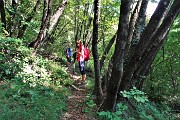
[0,37,30,81]
[0,36,70,119]
[98,87,174,120]
[0,84,68,120]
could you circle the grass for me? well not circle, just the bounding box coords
[0,80,70,120]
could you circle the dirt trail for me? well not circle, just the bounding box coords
[61,72,90,120]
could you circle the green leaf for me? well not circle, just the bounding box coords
[5,69,11,75]
[115,111,122,115]
[98,111,108,116]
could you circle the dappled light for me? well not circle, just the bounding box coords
[0,0,179,119]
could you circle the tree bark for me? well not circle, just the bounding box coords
[119,0,171,91]
[28,0,52,49]
[84,17,93,46]
[100,32,117,70]
[83,3,90,42]
[132,0,148,44]
[134,0,180,89]
[101,53,115,92]
[74,6,80,41]
[92,0,103,105]
[49,0,68,32]
[135,39,164,89]
[29,0,68,50]
[0,0,6,29]
[124,0,148,66]
[102,0,132,111]
[125,0,142,56]
[9,0,17,36]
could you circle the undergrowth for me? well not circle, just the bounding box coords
[98,87,175,120]
[0,37,72,120]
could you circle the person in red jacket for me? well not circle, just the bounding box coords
[76,39,86,82]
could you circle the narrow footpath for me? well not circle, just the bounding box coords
[62,71,90,120]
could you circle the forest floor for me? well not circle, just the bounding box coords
[61,67,96,120]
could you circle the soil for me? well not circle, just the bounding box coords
[61,70,96,120]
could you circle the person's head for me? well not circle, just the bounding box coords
[67,43,71,48]
[76,39,81,47]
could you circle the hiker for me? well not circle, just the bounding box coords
[65,44,73,68]
[75,39,86,82]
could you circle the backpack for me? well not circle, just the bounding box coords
[84,46,90,61]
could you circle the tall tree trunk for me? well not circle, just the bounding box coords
[83,3,90,42]
[125,0,142,56]
[101,53,115,92]
[17,0,41,38]
[75,6,80,41]
[102,0,132,111]
[9,0,17,36]
[49,0,68,32]
[0,0,6,29]
[100,32,117,70]
[47,0,68,44]
[135,39,164,89]
[134,0,180,89]
[132,0,148,44]
[28,0,52,50]
[119,0,171,91]
[92,0,103,105]
[79,21,83,40]
[84,17,93,45]
[79,4,87,42]
[124,0,148,66]
[29,0,67,50]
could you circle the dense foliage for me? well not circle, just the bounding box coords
[145,16,180,104]
[98,87,174,120]
[0,0,179,119]
[0,37,71,119]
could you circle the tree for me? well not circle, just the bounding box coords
[101,0,180,111]
[92,0,103,105]
[29,0,68,50]
[17,0,41,38]
[134,0,180,89]
[9,0,17,36]
[119,0,171,91]
[28,0,52,50]
[0,0,6,29]
[102,0,132,110]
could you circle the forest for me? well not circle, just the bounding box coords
[0,0,179,119]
